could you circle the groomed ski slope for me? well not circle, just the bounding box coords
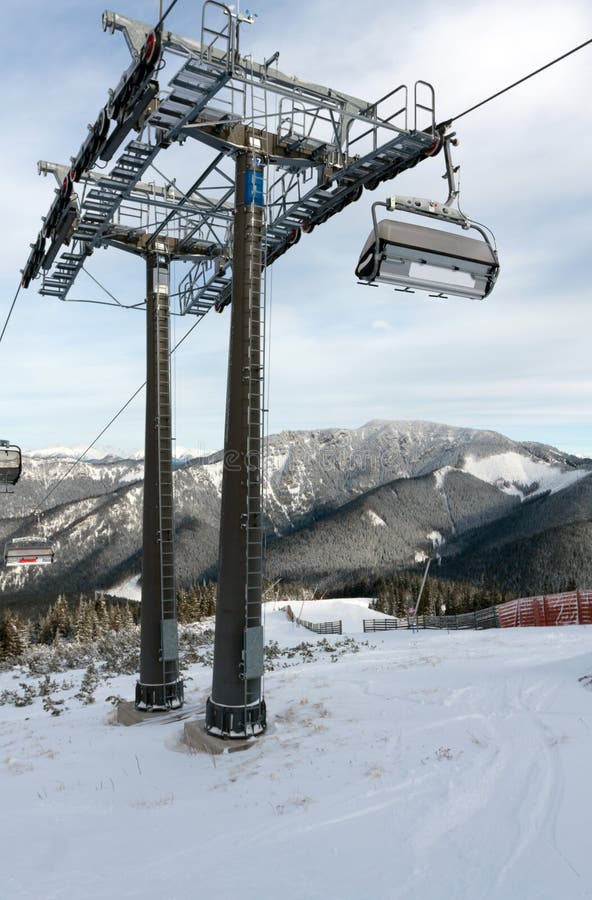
[1,600,591,900]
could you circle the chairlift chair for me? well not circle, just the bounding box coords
[4,537,55,567]
[355,134,500,300]
[0,441,22,490]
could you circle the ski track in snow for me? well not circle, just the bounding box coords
[484,675,589,900]
[1,605,592,899]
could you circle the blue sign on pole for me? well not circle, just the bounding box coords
[245,170,264,207]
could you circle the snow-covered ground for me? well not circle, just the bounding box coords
[1,600,592,900]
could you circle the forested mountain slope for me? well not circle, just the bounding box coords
[0,421,589,597]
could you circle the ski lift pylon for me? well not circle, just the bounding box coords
[4,536,55,567]
[0,440,22,489]
[355,134,500,300]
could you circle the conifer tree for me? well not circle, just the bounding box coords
[109,604,123,631]
[74,599,98,643]
[94,593,109,634]
[76,662,100,704]
[39,595,72,644]
[121,603,135,628]
[0,610,28,660]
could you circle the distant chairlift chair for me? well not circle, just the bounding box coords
[4,537,55,567]
[0,440,22,491]
[355,133,500,300]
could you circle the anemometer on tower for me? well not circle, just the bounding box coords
[15,0,499,739]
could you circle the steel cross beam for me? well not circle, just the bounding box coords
[38,159,234,217]
[23,3,439,319]
[35,149,235,304]
[104,12,438,314]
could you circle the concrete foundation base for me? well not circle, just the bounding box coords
[116,700,172,726]
[183,717,258,754]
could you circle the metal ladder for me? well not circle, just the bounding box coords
[40,141,156,299]
[154,257,178,692]
[242,78,268,709]
[148,59,232,137]
[40,57,231,300]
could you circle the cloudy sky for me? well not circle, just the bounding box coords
[1,0,592,456]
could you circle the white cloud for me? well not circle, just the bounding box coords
[2,0,592,455]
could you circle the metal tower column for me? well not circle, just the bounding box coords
[206,149,266,738]
[136,251,183,709]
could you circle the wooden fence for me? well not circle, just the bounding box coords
[426,608,500,630]
[363,617,402,631]
[284,605,342,635]
[363,606,499,632]
[285,591,592,637]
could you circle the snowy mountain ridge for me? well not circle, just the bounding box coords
[25,444,206,463]
[1,420,591,598]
